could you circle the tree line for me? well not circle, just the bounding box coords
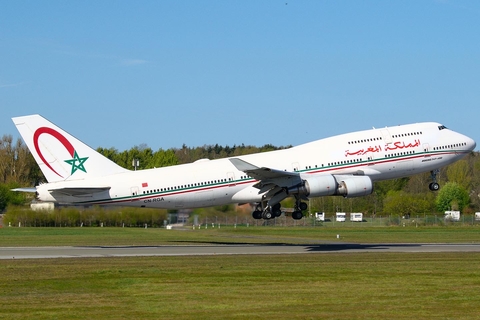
[96,143,287,171]
[1,133,479,218]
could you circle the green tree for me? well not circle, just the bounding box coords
[0,135,35,184]
[383,190,433,217]
[375,178,409,197]
[0,184,8,211]
[149,149,179,168]
[470,154,480,210]
[435,182,470,212]
[0,183,28,211]
[446,160,472,191]
[96,147,119,162]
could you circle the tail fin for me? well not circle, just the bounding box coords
[12,114,129,183]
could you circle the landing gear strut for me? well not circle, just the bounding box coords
[429,169,440,191]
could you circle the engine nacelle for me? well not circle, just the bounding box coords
[335,175,373,197]
[301,175,337,197]
[290,174,373,199]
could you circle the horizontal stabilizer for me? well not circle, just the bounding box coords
[48,186,111,197]
[11,187,37,193]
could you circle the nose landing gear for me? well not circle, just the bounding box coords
[429,169,440,191]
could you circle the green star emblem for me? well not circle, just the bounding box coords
[64,151,89,175]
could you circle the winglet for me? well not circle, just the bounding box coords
[229,158,300,183]
[229,158,260,172]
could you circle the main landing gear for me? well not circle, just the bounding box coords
[252,199,307,220]
[291,199,307,220]
[252,203,282,220]
[429,169,440,191]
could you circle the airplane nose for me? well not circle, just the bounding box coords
[467,136,476,151]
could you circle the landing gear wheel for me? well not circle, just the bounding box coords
[299,202,308,211]
[429,182,440,191]
[252,210,262,219]
[429,170,440,191]
[262,211,273,220]
[272,203,282,217]
[292,211,303,220]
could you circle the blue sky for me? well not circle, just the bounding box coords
[1,1,479,151]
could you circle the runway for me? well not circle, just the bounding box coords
[1,243,480,259]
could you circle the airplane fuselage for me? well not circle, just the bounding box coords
[37,122,475,210]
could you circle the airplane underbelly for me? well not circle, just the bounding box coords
[161,186,242,209]
[374,159,415,180]
[396,160,414,174]
[193,190,215,207]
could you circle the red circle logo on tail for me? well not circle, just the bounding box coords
[33,127,77,178]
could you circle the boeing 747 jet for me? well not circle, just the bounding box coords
[12,115,476,220]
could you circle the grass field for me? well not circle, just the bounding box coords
[1,225,480,246]
[1,226,480,319]
[1,253,480,319]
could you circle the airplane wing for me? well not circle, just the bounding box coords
[229,158,302,197]
[229,158,299,181]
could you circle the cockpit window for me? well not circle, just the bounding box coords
[438,125,447,130]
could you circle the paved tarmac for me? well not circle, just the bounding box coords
[1,243,480,259]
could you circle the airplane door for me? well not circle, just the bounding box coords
[292,162,300,172]
[380,129,392,144]
[423,143,430,156]
[227,172,236,186]
[367,150,374,163]
[130,186,139,201]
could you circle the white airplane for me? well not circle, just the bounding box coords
[12,115,476,220]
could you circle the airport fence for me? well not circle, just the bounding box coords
[194,213,480,228]
[2,206,480,228]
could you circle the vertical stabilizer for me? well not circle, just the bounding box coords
[12,114,129,182]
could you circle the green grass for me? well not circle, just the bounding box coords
[1,225,480,247]
[1,253,480,319]
[1,226,480,319]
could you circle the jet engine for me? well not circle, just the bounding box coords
[288,174,373,198]
[334,175,373,197]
